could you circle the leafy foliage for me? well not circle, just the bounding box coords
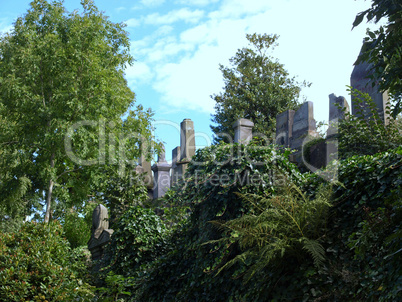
[129,143,401,301]
[61,206,94,249]
[207,182,333,282]
[210,33,308,142]
[300,147,402,301]
[102,206,168,278]
[0,221,94,301]
[0,0,155,222]
[338,88,402,158]
[133,140,304,301]
[89,205,169,301]
[352,0,402,117]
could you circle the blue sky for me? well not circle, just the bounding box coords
[0,0,376,162]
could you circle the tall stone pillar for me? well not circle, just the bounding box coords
[276,110,295,147]
[151,145,171,199]
[180,119,196,160]
[350,43,389,124]
[325,94,350,165]
[289,101,318,165]
[327,94,349,137]
[233,118,254,144]
[290,101,318,150]
[176,119,196,180]
[171,146,181,186]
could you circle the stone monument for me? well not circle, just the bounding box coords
[176,119,196,179]
[233,118,254,144]
[171,146,181,186]
[350,43,389,124]
[276,110,295,147]
[290,101,318,150]
[87,204,113,261]
[327,94,350,137]
[151,145,172,199]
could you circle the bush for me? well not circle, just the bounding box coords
[0,221,94,301]
[298,146,402,301]
[102,206,169,278]
[338,88,402,159]
[210,182,333,281]
[134,141,303,301]
[133,142,401,301]
[62,210,91,249]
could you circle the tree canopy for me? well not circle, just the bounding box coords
[353,0,402,118]
[0,0,155,222]
[210,33,309,143]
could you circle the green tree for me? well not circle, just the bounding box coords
[210,33,309,143]
[353,0,402,118]
[0,0,154,223]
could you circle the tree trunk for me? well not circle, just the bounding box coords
[44,153,55,223]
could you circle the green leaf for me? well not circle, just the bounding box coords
[352,11,367,28]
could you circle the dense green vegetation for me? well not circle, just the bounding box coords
[0,0,400,301]
[353,0,402,117]
[0,221,94,301]
[1,141,400,301]
[0,0,156,224]
[92,139,401,301]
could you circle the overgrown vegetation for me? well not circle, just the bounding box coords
[82,138,400,301]
[353,0,402,117]
[1,1,401,301]
[208,182,333,282]
[338,88,402,158]
[0,221,95,301]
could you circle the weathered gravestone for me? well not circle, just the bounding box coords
[327,93,350,137]
[171,146,181,186]
[325,94,350,164]
[276,110,295,147]
[233,118,254,144]
[87,204,113,261]
[151,145,171,199]
[290,101,318,150]
[176,119,196,179]
[350,43,390,124]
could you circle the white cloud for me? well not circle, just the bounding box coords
[115,7,126,13]
[125,61,154,89]
[141,0,166,7]
[175,0,219,6]
[152,18,252,113]
[144,8,205,25]
[125,18,141,27]
[209,0,272,19]
[130,0,377,118]
[0,25,12,35]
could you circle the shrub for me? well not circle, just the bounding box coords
[209,181,333,282]
[102,205,169,278]
[338,88,402,158]
[134,141,304,301]
[0,221,94,301]
[134,143,401,301]
[298,146,402,301]
[62,210,91,249]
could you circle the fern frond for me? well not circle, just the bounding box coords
[215,250,252,276]
[302,237,325,268]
